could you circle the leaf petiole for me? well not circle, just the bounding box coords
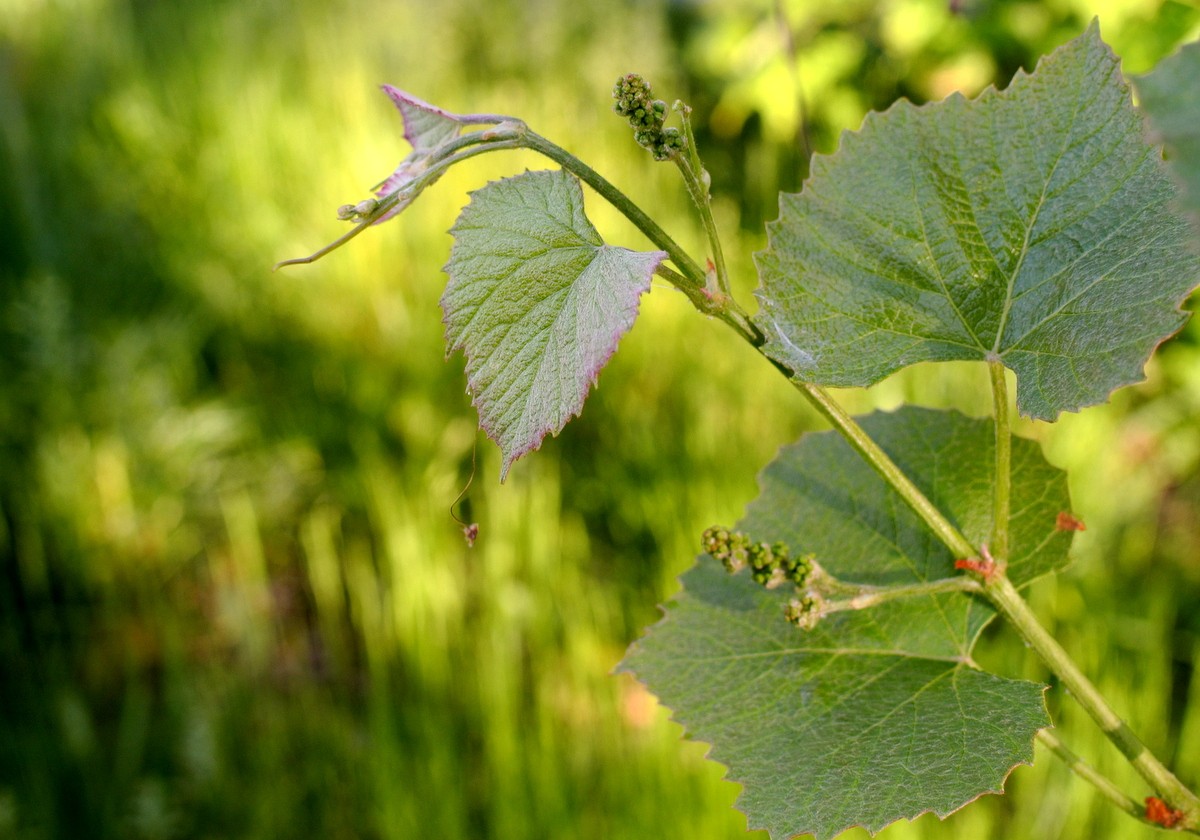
[988,360,1011,569]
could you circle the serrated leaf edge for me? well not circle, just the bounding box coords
[619,586,1050,840]
[753,20,1197,421]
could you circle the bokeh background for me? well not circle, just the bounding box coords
[3,0,1200,838]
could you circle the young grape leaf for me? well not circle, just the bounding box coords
[755,24,1199,420]
[1133,39,1200,231]
[443,169,665,479]
[373,86,487,222]
[620,407,1074,840]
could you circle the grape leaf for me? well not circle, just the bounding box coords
[620,407,1074,840]
[1133,39,1200,231]
[755,24,1199,420]
[443,169,665,479]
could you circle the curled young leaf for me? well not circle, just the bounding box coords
[275,88,516,269]
[372,86,484,222]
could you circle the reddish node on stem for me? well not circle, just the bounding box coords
[1145,796,1184,828]
[1056,511,1086,531]
[955,544,997,580]
[699,287,731,309]
[461,523,480,548]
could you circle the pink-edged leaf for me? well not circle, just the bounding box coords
[373,86,470,214]
[372,86,508,222]
[443,169,664,480]
[382,86,466,155]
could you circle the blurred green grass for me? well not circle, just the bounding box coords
[1,0,1199,838]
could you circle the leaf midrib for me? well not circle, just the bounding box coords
[992,52,1096,353]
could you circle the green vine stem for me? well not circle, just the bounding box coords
[988,359,1012,569]
[1034,730,1144,823]
[988,574,1200,826]
[792,381,978,559]
[671,103,732,299]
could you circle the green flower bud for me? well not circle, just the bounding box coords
[633,127,657,148]
[727,531,751,570]
[613,73,653,119]
[702,527,801,583]
[784,594,821,630]
[663,127,686,153]
[746,541,772,572]
[701,525,730,557]
[703,525,746,573]
[781,551,815,585]
[646,128,683,160]
[612,75,690,161]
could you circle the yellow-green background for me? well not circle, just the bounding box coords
[2,1,1200,837]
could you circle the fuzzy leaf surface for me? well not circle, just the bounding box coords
[620,408,1074,839]
[443,169,664,479]
[756,25,1198,420]
[1133,39,1200,230]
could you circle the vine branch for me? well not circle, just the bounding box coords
[790,380,978,560]
[277,110,1200,827]
[989,575,1200,825]
[1035,730,1144,822]
[989,359,1012,568]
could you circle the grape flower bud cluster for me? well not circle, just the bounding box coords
[702,527,811,587]
[703,526,822,628]
[612,74,686,161]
